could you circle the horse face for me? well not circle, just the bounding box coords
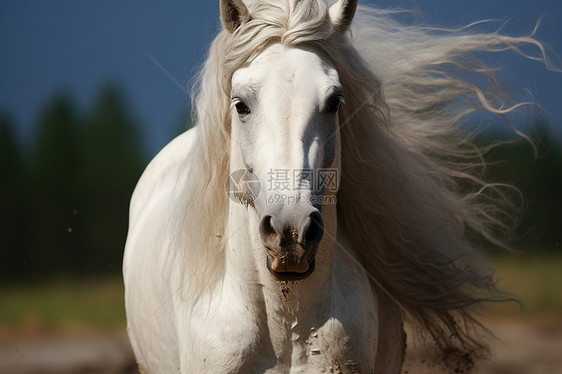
[230,44,342,281]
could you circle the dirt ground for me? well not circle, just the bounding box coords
[1,318,560,374]
[0,331,138,374]
[477,318,562,374]
[404,317,562,374]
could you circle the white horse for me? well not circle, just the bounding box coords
[124,1,551,373]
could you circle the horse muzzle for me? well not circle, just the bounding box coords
[259,204,324,281]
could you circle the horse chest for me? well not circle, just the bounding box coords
[178,290,372,374]
[255,314,368,374]
[258,285,376,374]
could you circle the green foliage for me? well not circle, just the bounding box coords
[27,95,82,276]
[1,85,145,281]
[476,124,562,252]
[77,86,145,275]
[0,116,30,279]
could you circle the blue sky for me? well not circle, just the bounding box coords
[1,0,561,158]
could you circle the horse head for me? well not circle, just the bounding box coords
[222,0,357,282]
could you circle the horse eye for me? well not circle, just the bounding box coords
[234,100,250,115]
[326,95,344,113]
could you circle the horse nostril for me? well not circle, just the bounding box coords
[259,215,278,249]
[259,215,275,235]
[260,209,323,251]
[302,211,324,247]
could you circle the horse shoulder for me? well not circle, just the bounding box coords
[128,128,196,228]
[123,129,197,374]
[124,128,196,281]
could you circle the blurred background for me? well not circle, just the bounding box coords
[1,1,561,373]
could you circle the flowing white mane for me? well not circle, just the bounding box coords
[172,0,551,364]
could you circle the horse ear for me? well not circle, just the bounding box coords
[328,0,358,34]
[220,0,251,33]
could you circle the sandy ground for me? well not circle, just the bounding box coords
[1,318,561,374]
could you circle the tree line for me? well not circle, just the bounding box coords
[477,125,562,253]
[1,86,561,281]
[1,85,146,281]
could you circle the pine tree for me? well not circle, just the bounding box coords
[0,115,29,280]
[28,94,82,277]
[78,84,145,275]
